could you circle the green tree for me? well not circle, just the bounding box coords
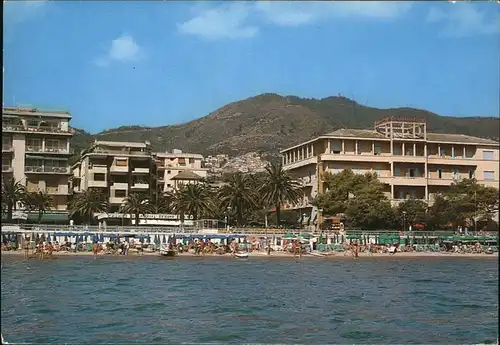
[154,192,175,213]
[172,184,214,221]
[68,189,109,224]
[1,178,26,222]
[23,191,54,224]
[440,179,499,230]
[313,170,394,229]
[120,193,154,226]
[259,162,302,227]
[396,199,428,230]
[218,173,259,225]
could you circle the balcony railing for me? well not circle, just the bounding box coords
[25,166,69,174]
[26,146,69,154]
[46,186,69,194]
[2,124,74,134]
[2,166,13,172]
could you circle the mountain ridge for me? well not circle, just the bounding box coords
[70,93,500,159]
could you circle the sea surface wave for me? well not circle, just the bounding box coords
[1,256,498,344]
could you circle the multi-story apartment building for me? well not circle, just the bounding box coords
[155,149,208,194]
[280,117,499,225]
[71,140,154,212]
[2,106,74,211]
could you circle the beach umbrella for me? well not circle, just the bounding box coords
[283,233,296,240]
[162,235,166,244]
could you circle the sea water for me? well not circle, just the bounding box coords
[1,256,498,344]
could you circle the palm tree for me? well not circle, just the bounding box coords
[120,193,154,226]
[155,192,175,213]
[1,178,26,222]
[218,173,259,225]
[172,184,213,222]
[68,189,109,224]
[23,191,54,224]
[259,162,302,228]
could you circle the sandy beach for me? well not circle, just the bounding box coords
[1,250,497,259]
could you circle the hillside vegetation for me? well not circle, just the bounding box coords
[70,94,500,157]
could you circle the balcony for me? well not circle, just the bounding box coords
[391,176,427,186]
[2,166,13,173]
[427,156,477,166]
[109,196,126,204]
[88,180,107,188]
[92,148,148,157]
[131,182,149,189]
[2,144,13,152]
[25,166,69,174]
[26,146,70,154]
[89,165,108,174]
[46,185,69,195]
[132,167,150,174]
[110,165,129,173]
[111,182,128,189]
[2,124,74,135]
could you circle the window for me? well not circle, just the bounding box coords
[393,146,402,155]
[484,171,495,180]
[93,173,105,181]
[115,190,127,198]
[332,141,341,154]
[394,167,401,176]
[469,170,474,179]
[115,159,127,167]
[483,151,494,160]
[374,143,382,155]
[437,169,442,179]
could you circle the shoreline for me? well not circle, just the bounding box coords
[1,250,498,259]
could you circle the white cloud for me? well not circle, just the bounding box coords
[94,34,142,67]
[255,1,412,27]
[178,1,411,39]
[426,4,500,37]
[178,3,258,40]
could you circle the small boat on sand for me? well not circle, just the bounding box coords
[160,244,177,257]
[234,252,249,259]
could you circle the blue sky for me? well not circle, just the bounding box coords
[4,1,500,133]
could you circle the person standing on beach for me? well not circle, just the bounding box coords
[23,235,30,259]
[92,240,99,259]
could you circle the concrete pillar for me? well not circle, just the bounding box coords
[342,140,345,154]
[327,140,331,154]
[302,146,305,160]
[390,184,394,200]
[452,146,455,159]
[42,139,46,152]
[463,146,466,158]
[402,142,405,156]
[390,140,393,155]
[425,185,429,201]
[424,144,427,157]
[355,140,358,154]
[438,144,441,157]
[372,141,375,154]
[413,143,416,156]
[311,144,314,156]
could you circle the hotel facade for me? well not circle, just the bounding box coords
[154,149,208,195]
[72,143,208,211]
[280,117,500,225]
[71,140,155,211]
[2,106,74,212]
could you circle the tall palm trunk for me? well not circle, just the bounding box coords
[38,211,43,224]
[7,202,13,222]
[135,212,140,226]
[275,202,281,228]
